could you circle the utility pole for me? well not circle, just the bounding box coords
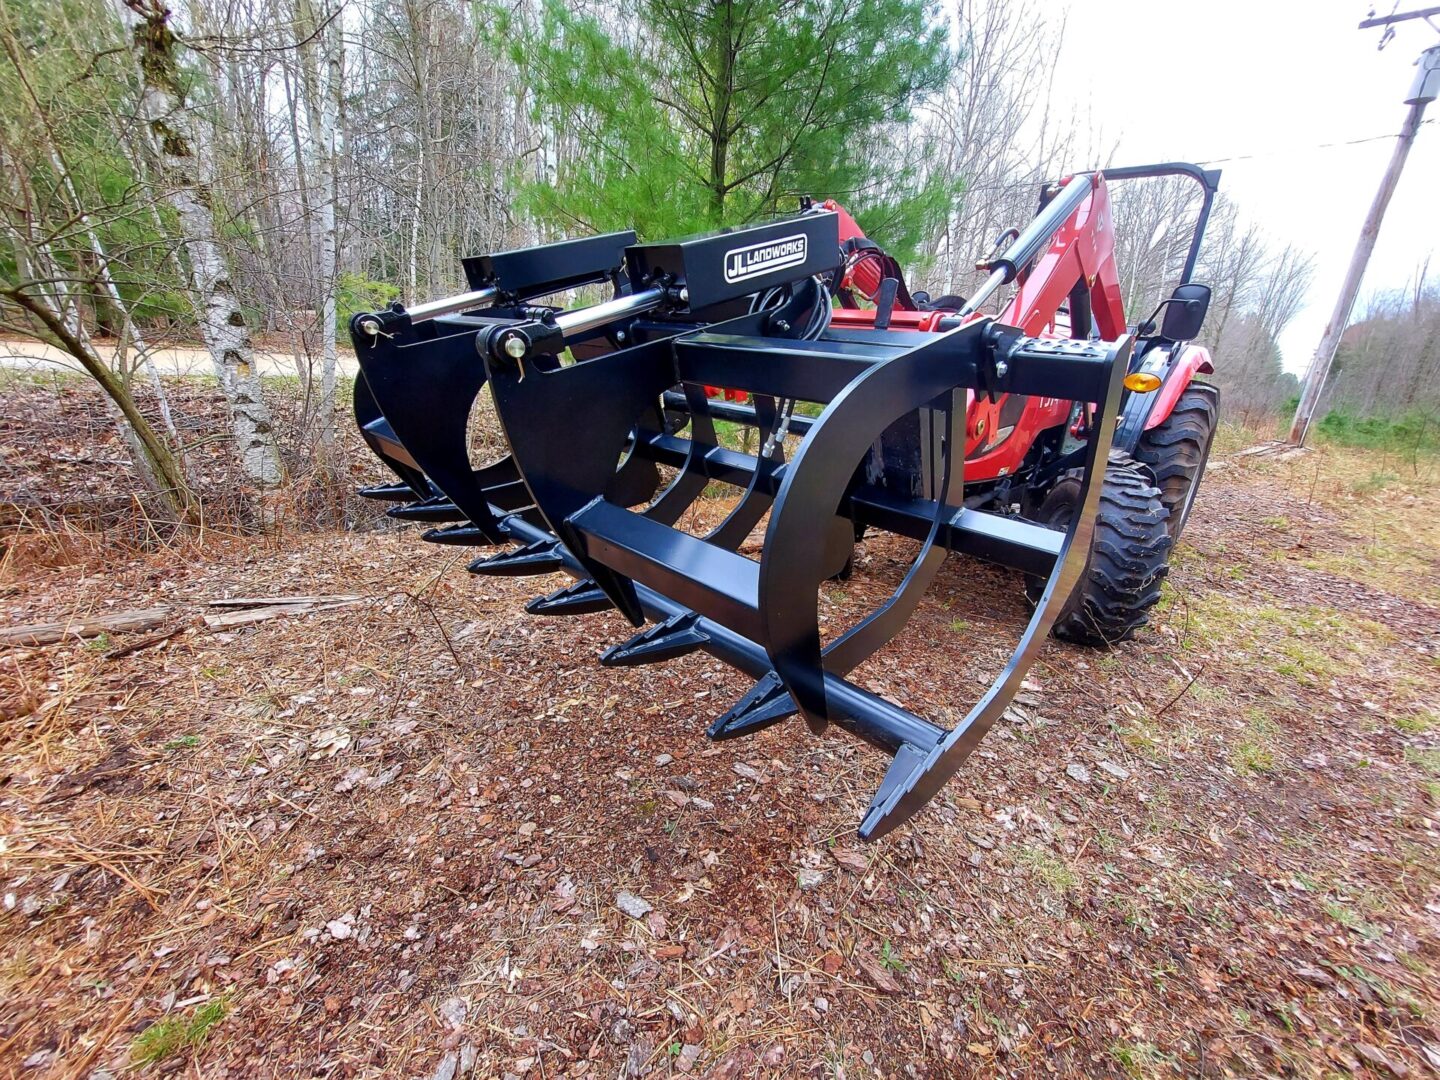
[1287,32,1439,445]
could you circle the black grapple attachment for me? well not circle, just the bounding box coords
[349,193,1131,839]
[350,229,641,540]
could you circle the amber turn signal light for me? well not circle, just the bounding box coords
[1123,372,1162,393]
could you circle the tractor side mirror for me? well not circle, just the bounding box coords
[1159,283,1211,341]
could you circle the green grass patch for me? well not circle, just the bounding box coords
[711,419,755,454]
[1313,408,1440,455]
[1230,709,1278,776]
[1118,703,1201,759]
[1158,866,1229,917]
[1109,1041,1174,1077]
[1014,845,1078,896]
[1406,748,1440,778]
[162,734,201,751]
[1335,965,1426,1017]
[879,939,906,973]
[1182,594,1396,686]
[1323,899,1382,941]
[1395,710,1435,734]
[131,998,228,1064]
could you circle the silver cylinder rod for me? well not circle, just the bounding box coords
[553,287,666,338]
[956,267,1010,318]
[403,286,500,323]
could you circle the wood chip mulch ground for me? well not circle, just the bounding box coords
[1,391,1437,1078]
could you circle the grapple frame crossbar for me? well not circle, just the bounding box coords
[351,174,1131,838]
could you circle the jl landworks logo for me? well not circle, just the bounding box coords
[723,234,807,284]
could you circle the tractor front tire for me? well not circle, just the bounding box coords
[1133,382,1219,541]
[1026,453,1172,647]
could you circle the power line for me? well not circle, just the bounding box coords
[1196,120,1436,166]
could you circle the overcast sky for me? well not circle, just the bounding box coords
[1046,0,1438,371]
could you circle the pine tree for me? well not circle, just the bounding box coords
[516,0,958,264]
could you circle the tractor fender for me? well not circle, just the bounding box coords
[1112,341,1214,452]
[1144,344,1214,430]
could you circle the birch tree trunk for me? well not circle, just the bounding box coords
[123,0,284,493]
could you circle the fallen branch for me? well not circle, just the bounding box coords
[103,625,186,660]
[0,606,171,647]
[203,595,364,630]
[206,594,363,608]
[1235,441,1311,460]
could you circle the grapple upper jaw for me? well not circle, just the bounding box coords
[344,231,645,545]
[857,335,1133,841]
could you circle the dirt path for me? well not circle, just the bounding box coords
[1,438,1437,1078]
[0,337,360,380]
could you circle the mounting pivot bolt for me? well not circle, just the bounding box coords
[615,330,627,342]
[359,317,381,337]
[774,319,791,333]
[678,287,690,304]
[502,333,528,360]
[995,359,1009,378]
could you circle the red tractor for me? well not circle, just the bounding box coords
[817,162,1222,644]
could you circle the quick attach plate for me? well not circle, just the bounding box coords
[625,212,841,313]
[462,231,636,299]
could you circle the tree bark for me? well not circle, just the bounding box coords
[123,0,284,493]
[0,607,172,647]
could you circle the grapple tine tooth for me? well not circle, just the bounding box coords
[525,579,614,617]
[357,482,419,502]
[599,612,707,667]
[707,672,795,741]
[388,497,467,523]
[858,743,931,839]
[421,523,497,547]
[468,539,565,577]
